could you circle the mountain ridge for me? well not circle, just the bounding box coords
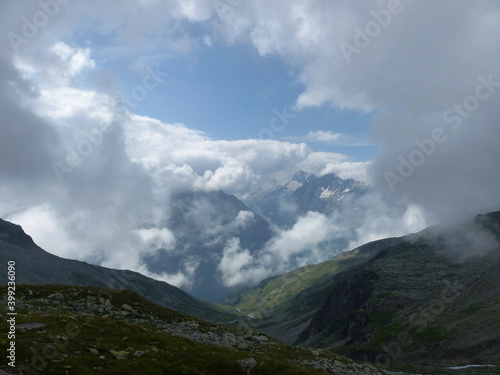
[222,211,500,370]
[0,218,239,324]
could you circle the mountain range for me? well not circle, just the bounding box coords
[2,186,500,373]
[243,170,367,229]
[140,171,367,301]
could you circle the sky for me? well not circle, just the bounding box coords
[1,0,500,292]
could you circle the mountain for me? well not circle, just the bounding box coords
[142,190,274,302]
[243,171,368,229]
[0,218,237,324]
[223,211,500,372]
[0,284,407,375]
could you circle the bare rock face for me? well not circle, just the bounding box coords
[299,270,378,344]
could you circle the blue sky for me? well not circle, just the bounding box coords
[96,33,377,161]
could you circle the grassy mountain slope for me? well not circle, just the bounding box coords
[223,212,500,372]
[222,237,404,342]
[299,214,500,368]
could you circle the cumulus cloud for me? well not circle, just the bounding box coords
[135,227,176,252]
[218,237,256,287]
[265,211,337,266]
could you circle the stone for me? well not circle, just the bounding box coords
[88,348,99,355]
[251,335,269,343]
[18,322,45,331]
[134,350,145,357]
[237,342,249,350]
[121,304,138,315]
[310,349,321,356]
[110,349,129,360]
[48,292,64,301]
[238,357,257,374]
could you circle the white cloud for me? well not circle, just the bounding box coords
[298,152,370,183]
[135,227,176,251]
[1,54,367,293]
[218,237,255,287]
[158,257,200,289]
[265,211,336,266]
[7,205,77,259]
[234,210,254,227]
[13,41,96,89]
[307,130,343,142]
[50,42,96,78]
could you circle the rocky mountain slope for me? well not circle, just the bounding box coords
[244,171,367,229]
[0,218,237,324]
[0,284,406,375]
[223,212,500,372]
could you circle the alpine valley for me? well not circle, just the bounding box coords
[1,174,500,374]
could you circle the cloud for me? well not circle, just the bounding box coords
[413,217,500,263]
[297,152,370,183]
[218,237,256,287]
[307,130,343,142]
[283,130,343,144]
[216,200,430,288]
[264,211,336,266]
[159,257,200,289]
[135,227,176,252]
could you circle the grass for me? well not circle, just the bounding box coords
[228,259,339,313]
[0,285,359,375]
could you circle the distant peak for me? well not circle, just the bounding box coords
[292,170,317,183]
[0,218,36,247]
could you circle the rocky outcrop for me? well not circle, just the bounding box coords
[299,270,378,345]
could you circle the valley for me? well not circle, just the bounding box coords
[1,209,500,373]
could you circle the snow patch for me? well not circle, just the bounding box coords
[320,187,339,199]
